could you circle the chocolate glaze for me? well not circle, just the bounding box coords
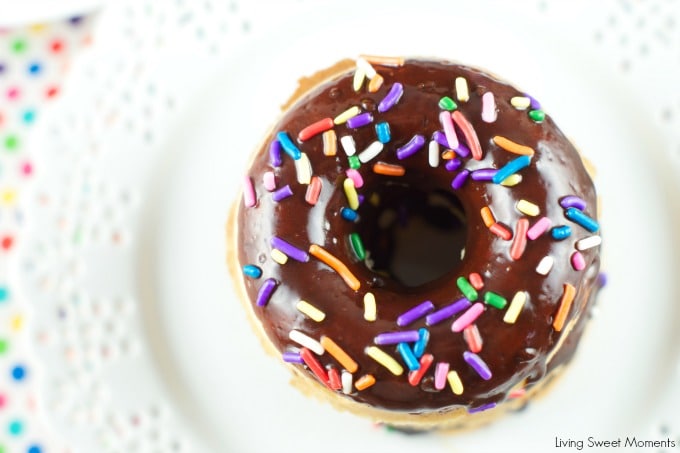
[235,59,601,414]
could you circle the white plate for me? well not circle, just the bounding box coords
[22,1,680,452]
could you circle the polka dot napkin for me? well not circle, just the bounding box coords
[0,14,95,453]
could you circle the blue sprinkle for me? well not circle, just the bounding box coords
[242,264,262,279]
[275,131,301,160]
[375,122,391,143]
[413,328,430,359]
[397,343,420,371]
[340,207,358,222]
[564,207,600,232]
[551,225,572,240]
[492,155,531,184]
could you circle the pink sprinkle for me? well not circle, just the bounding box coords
[468,272,484,290]
[439,111,459,149]
[345,169,364,188]
[527,217,552,240]
[243,176,256,207]
[571,251,586,270]
[434,362,450,390]
[263,171,276,191]
[481,92,497,123]
[451,302,484,332]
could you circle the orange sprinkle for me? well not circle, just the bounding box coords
[359,55,405,67]
[368,73,384,93]
[480,206,495,228]
[355,374,376,391]
[441,150,456,160]
[553,283,576,332]
[372,162,405,176]
[309,244,360,291]
[322,129,337,156]
[492,135,535,156]
[320,336,359,373]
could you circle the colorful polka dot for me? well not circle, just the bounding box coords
[6,87,20,101]
[0,286,8,302]
[10,364,27,381]
[8,419,23,436]
[27,62,42,76]
[0,63,6,74]
[0,338,8,355]
[22,109,36,124]
[0,393,6,409]
[20,160,34,177]
[10,38,27,54]
[27,445,42,453]
[49,39,64,53]
[0,444,6,453]
[45,86,59,99]
[4,134,19,151]
[1,189,17,205]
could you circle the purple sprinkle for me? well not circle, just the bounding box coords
[598,272,608,288]
[270,236,310,262]
[256,278,278,306]
[468,402,497,414]
[454,143,471,158]
[374,330,421,345]
[463,351,492,380]
[445,158,462,172]
[432,130,450,148]
[272,184,293,202]
[524,93,542,110]
[451,169,470,190]
[269,140,282,167]
[559,195,587,211]
[357,194,365,205]
[426,298,471,326]
[283,351,304,364]
[396,134,426,160]
[347,112,374,128]
[471,168,498,181]
[397,300,435,327]
[378,82,404,113]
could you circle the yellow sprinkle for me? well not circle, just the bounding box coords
[321,336,358,373]
[294,152,312,184]
[500,174,522,187]
[480,206,495,228]
[455,77,469,102]
[322,129,337,156]
[355,374,376,391]
[296,300,326,322]
[367,73,384,93]
[447,370,464,395]
[510,96,531,110]
[363,292,377,322]
[365,346,403,376]
[1,189,17,206]
[503,291,528,324]
[516,199,540,216]
[271,248,288,265]
[334,106,361,125]
[343,178,359,210]
[353,67,366,91]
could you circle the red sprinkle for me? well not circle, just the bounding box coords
[468,272,484,290]
[463,324,483,353]
[407,353,434,386]
[300,348,330,388]
[327,367,342,390]
[298,118,334,142]
[489,222,512,240]
[452,110,483,160]
[305,176,322,205]
[510,218,529,260]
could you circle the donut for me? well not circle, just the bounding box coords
[228,57,603,430]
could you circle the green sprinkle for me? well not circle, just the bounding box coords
[4,135,19,151]
[0,338,8,355]
[529,109,545,122]
[11,38,27,54]
[457,277,478,301]
[348,155,361,170]
[484,291,507,309]
[349,233,366,260]
[438,96,457,111]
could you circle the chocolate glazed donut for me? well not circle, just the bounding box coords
[231,57,602,425]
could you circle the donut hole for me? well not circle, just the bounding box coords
[356,183,467,288]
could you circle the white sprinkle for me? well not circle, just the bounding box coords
[455,77,469,102]
[263,171,276,192]
[353,66,366,91]
[428,140,440,167]
[340,135,356,156]
[500,174,523,186]
[358,141,384,163]
[294,152,312,184]
[289,330,324,355]
[356,57,377,79]
[341,370,353,394]
[296,300,326,322]
[516,199,540,216]
[271,248,288,265]
[511,96,531,110]
[576,235,602,250]
[364,292,377,322]
[536,256,554,275]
